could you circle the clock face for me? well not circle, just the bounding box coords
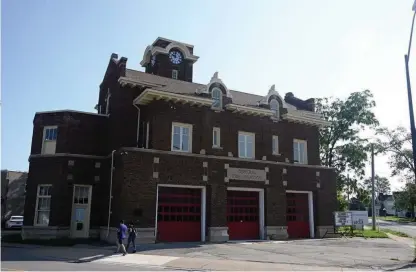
[151,55,156,66]
[169,50,183,65]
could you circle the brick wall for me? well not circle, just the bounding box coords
[31,112,108,156]
[110,149,335,230]
[24,156,109,228]
[136,100,321,165]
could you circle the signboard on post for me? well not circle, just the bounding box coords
[334,212,353,227]
[349,210,368,230]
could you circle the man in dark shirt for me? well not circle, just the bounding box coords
[116,220,128,255]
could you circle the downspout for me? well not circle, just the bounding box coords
[106,149,116,238]
[133,104,141,147]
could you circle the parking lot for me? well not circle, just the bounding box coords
[132,238,414,270]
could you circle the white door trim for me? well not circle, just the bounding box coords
[227,187,265,240]
[286,190,315,238]
[70,184,93,238]
[156,184,206,242]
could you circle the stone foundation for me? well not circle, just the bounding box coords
[22,226,70,240]
[265,226,288,240]
[99,226,156,244]
[208,227,229,242]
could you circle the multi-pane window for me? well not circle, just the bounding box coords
[73,186,90,205]
[272,135,279,155]
[172,69,178,79]
[213,127,221,148]
[238,132,255,159]
[293,139,308,164]
[42,126,58,154]
[44,127,58,141]
[171,123,192,152]
[211,87,222,109]
[35,185,52,226]
[270,99,279,117]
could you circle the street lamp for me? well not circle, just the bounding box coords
[404,0,416,183]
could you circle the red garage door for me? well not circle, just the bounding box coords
[227,190,259,240]
[286,193,310,239]
[157,187,201,242]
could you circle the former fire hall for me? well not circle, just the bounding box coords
[23,37,336,243]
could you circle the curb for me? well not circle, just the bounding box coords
[381,262,416,271]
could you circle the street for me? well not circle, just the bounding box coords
[2,237,415,271]
[369,219,416,237]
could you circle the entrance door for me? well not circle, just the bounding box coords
[286,193,310,238]
[227,190,259,240]
[71,185,92,238]
[157,187,202,242]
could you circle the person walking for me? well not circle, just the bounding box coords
[126,222,137,253]
[115,220,128,256]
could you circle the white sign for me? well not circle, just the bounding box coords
[227,167,266,182]
[349,210,368,230]
[334,211,352,226]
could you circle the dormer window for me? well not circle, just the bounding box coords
[270,99,279,117]
[212,87,222,109]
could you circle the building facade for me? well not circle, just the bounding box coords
[23,37,336,243]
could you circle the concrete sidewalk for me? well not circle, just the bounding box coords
[386,233,415,249]
[92,253,369,271]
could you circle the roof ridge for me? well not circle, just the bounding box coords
[125,69,264,99]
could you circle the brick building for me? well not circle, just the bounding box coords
[23,37,336,243]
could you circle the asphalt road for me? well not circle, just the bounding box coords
[1,246,181,271]
[369,218,416,237]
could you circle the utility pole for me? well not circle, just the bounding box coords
[371,144,376,230]
[404,2,416,183]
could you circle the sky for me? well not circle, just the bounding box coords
[1,0,415,191]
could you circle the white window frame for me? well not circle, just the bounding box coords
[211,87,222,109]
[172,69,178,79]
[272,135,280,155]
[171,122,193,153]
[41,126,58,154]
[293,139,308,164]
[212,127,221,148]
[238,131,255,159]
[270,99,279,117]
[34,184,52,226]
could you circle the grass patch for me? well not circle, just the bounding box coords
[1,233,108,247]
[377,216,415,223]
[383,229,410,237]
[337,227,388,238]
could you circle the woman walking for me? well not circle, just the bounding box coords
[126,222,137,253]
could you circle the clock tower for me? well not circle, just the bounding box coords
[140,37,199,82]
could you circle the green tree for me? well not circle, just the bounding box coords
[363,175,391,196]
[393,183,416,215]
[316,90,379,192]
[375,126,415,183]
[344,176,358,201]
[337,193,348,211]
[356,186,371,207]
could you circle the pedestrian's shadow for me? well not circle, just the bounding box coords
[69,242,206,263]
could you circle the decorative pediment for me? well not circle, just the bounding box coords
[258,84,284,107]
[195,72,233,98]
[140,42,199,66]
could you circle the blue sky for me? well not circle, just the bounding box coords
[2,0,415,190]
